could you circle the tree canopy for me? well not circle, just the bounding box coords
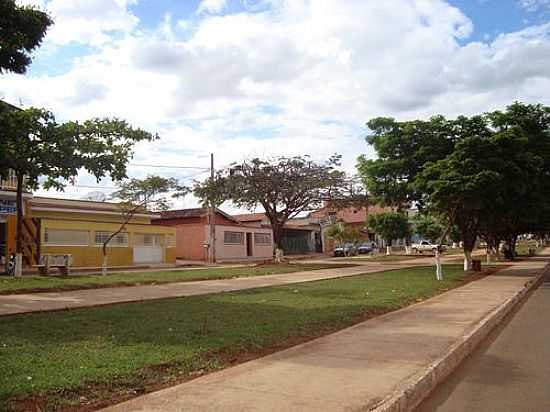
[0,104,158,267]
[367,211,410,247]
[358,102,550,269]
[194,155,349,253]
[0,0,53,74]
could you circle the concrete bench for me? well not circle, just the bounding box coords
[34,254,72,276]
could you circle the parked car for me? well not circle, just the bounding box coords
[333,243,357,257]
[411,240,447,254]
[357,243,374,254]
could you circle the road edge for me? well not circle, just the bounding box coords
[369,263,550,412]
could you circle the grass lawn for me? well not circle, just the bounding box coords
[0,263,354,295]
[0,265,471,411]
[339,254,427,262]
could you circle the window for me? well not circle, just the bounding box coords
[134,233,164,247]
[166,234,176,247]
[254,233,271,245]
[44,229,89,246]
[224,231,243,245]
[95,231,129,247]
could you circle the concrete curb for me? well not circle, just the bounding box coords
[369,263,550,412]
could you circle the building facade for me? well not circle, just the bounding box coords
[232,213,322,255]
[1,191,177,272]
[154,208,273,262]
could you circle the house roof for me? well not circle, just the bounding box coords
[159,208,207,219]
[30,196,159,218]
[157,207,241,223]
[233,212,267,222]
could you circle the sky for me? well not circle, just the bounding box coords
[2,0,550,210]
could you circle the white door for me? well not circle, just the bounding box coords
[133,234,164,264]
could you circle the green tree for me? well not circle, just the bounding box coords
[103,176,187,275]
[0,0,53,74]
[194,155,348,258]
[357,116,459,208]
[413,214,445,243]
[367,212,410,255]
[325,222,362,255]
[0,105,156,276]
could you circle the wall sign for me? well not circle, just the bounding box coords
[0,199,17,215]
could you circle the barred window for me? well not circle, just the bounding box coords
[95,231,129,247]
[254,233,271,245]
[134,233,164,246]
[44,229,89,246]
[224,231,243,245]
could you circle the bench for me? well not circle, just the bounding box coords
[34,254,72,276]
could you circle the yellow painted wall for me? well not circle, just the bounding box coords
[40,218,176,268]
[32,210,152,224]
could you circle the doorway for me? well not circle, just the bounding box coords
[246,232,253,257]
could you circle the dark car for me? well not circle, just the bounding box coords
[357,243,374,254]
[333,243,357,257]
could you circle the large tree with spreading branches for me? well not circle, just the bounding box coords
[194,155,350,258]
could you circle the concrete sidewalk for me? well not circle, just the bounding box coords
[101,256,549,412]
[415,257,550,412]
[0,263,405,316]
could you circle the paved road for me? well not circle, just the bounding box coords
[101,259,546,412]
[415,256,550,412]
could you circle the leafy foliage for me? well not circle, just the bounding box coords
[413,214,445,243]
[194,155,349,250]
[359,102,550,266]
[367,212,410,246]
[325,222,363,246]
[0,105,158,255]
[0,0,53,74]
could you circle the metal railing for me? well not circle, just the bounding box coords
[0,171,19,191]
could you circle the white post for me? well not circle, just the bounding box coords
[102,255,108,276]
[464,250,472,271]
[14,252,22,277]
[435,248,442,280]
[386,245,391,255]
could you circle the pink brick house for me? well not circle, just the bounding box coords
[153,208,273,262]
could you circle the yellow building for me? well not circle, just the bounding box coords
[0,183,176,271]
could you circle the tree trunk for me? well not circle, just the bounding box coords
[464,249,472,271]
[15,173,24,277]
[102,244,108,276]
[272,224,283,263]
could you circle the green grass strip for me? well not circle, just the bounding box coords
[0,263,353,295]
[0,265,465,410]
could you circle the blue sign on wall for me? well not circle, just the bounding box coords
[0,199,16,215]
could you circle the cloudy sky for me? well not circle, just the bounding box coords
[2,0,550,209]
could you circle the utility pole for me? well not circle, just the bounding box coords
[209,153,216,264]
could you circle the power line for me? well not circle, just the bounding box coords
[129,163,210,170]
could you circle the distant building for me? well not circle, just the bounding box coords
[232,213,322,255]
[154,208,273,262]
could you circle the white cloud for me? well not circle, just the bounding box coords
[4,0,550,206]
[197,0,227,15]
[518,0,550,11]
[18,0,139,46]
